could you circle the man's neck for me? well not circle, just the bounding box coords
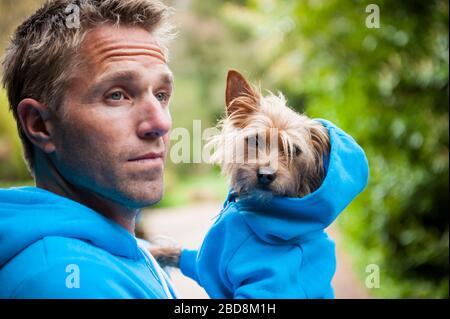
[34,152,138,235]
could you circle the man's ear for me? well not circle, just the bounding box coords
[17,98,56,154]
[225,69,259,116]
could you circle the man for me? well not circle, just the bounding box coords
[0,0,178,298]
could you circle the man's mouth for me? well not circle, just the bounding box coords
[128,152,164,166]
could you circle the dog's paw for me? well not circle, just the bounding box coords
[150,245,182,268]
[148,235,182,268]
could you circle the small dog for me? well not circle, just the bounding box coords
[151,69,330,269]
[208,69,330,198]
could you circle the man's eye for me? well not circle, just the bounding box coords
[109,91,124,101]
[108,91,124,101]
[155,92,169,102]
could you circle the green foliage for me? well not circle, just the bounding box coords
[155,170,228,208]
[220,0,448,298]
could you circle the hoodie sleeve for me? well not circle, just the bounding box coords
[179,249,200,284]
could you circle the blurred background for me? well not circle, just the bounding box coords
[0,0,448,298]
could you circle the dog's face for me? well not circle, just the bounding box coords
[208,70,330,198]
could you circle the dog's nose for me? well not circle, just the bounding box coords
[257,169,276,185]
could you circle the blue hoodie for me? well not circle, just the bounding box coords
[179,119,369,299]
[0,187,178,299]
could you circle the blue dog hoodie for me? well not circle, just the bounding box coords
[179,119,369,298]
[0,187,177,298]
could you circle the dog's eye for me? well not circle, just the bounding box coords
[294,145,302,156]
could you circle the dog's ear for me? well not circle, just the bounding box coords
[296,124,331,197]
[307,124,331,193]
[226,70,259,117]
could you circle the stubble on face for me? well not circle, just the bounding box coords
[51,25,173,209]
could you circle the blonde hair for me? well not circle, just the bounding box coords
[1,0,175,175]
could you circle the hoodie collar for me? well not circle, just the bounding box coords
[0,186,141,267]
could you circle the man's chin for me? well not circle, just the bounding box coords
[138,192,164,208]
[120,183,164,208]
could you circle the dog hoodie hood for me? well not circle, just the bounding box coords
[179,119,369,298]
[234,119,369,243]
[0,187,177,298]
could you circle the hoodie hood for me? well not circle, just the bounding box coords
[233,119,369,244]
[0,186,140,267]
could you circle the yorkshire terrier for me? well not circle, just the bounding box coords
[150,69,330,270]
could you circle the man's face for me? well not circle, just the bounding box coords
[50,25,173,208]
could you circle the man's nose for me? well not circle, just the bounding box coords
[137,98,172,139]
